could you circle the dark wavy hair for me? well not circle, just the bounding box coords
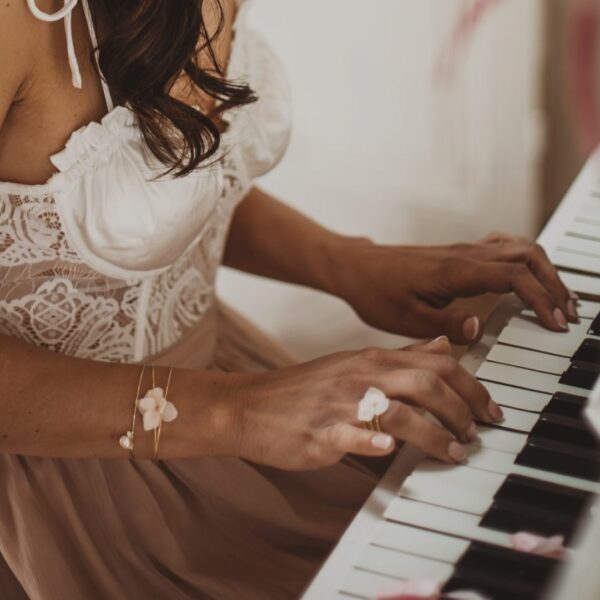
[92,0,257,176]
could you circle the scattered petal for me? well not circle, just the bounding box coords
[376,579,440,600]
[510,532,565,559]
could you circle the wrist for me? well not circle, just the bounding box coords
[318,234,375,301]
[159,369,245,459]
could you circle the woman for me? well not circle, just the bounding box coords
[0,1,578,598]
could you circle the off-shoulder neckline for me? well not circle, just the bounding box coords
[0,0,251,195]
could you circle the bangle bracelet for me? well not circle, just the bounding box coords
[137,366,177,460]
[152,366,174,459]
[119,365,146,453]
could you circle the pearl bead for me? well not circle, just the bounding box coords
[119,433,133,450]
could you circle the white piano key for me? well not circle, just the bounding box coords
[575,300,600,319]
[494,406,539,432]
[384,498,510,548]
[465,446,515,475]
[497,314,590,357]
[579,202,600,221]
[521,307,594,324]
[511,463,600,494]
[400,461,503,514]
[486,344,570,375]
[566,221,600,241]
[371,521,469,563]
[477,362,560,395]
[476,437,600,493]
[551,250,600,276]
[559,271,600,298]
[340,568,399,599]
[475,426,528,454]
[355,544,455,581]
[558,236,600,259]
[576,214,600,226]
[477,361,587,397]
[469,445,600,494]
[480,381,551,412]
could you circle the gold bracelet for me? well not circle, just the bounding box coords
[136,365,178,460]
[119,365,146,453]
[152,366,174,459]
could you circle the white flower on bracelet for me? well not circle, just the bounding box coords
[137,387,178,431]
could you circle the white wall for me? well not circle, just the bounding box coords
[219,0,545,359]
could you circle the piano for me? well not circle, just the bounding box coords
[301,150,600,600]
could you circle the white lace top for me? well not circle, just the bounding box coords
[0,0,291,363]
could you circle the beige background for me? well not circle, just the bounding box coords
[219,0,590,360]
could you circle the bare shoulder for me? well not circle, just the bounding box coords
[0,1,38,126]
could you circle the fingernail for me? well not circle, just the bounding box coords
[448,441,467,463]
[466,422,478,441]
[462,316,480,341]
[553,308,568,331]
[372,433,393,450]
[568,288,580,301]
[433,335,448,343]
[488,399,504,422]
[567,300,579,320]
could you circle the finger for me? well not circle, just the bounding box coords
[320,422,395,458]
[386,351,503,424]
[401,336,452,355]
[505,264,570,331]
[480,243,577,322]
[445,261,570,333]
[380,401,467,464]
[478,231,529,245]
[376,368,476,442]
[410,304,482,345]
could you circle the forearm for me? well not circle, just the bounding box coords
[224,187,369,295]
[0,334,235,459]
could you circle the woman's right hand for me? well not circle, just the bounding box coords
[223,337,504,471]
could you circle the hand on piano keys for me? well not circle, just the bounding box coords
[338,232,579,346]
[302,152,600,600]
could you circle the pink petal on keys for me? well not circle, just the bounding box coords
[376,579,441,600]
[510,532,566,559]
[376,580,489,600]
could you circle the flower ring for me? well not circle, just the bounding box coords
[357,387,390,432]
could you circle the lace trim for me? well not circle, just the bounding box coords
[0,194,81,266]
[0,277,136,361]
[0,148,248,362]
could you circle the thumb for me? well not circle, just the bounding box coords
[416,305,482,345]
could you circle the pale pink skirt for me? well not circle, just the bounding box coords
[0,303,379,599]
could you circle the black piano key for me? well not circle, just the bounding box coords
[479,474,590,540]
[572,338,600,365]
[516,438,600,481]
[443,575,533,600]
[543,392,587,420]
[480,499,578,541]
[589,313,600,336]
[530,417,599,449]
[494,474,591,516]
[444,541,559,600]
[559,363,599,391]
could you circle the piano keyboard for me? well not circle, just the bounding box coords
[302,151,600,600]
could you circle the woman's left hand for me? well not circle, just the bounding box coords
[333,232,579,344]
